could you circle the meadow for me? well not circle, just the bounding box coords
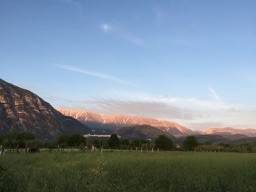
[1,151,256,192]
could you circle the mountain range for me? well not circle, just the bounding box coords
[59,108,256,142]
[205,127,256,137]
[58,108,194,138]
[1,79,256,143]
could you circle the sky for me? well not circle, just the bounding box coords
[1,0,256,130]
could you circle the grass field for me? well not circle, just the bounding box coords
[1,151,256,192]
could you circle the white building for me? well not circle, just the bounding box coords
[83,134,121,139]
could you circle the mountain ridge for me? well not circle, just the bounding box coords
[0,79,89,139]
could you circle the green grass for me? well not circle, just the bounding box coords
[1,151,256,192]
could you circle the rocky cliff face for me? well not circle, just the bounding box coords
[0,79,89,139]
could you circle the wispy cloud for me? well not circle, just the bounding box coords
[208,87,222,101]
[55,93,256,130]
[99,23,144,46]
[58,0,81,7]
[86,98,196,120]
[100,23,112,33]
[153,6,169,23]
[49,79,256,130]
[57,65,131,86]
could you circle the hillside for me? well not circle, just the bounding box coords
[0,79,89,139]
[116,125,176,140]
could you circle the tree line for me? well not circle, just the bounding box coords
[1,132,256,153]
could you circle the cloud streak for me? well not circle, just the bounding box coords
[57,65,131,86]
[58,0,81,8]
[208,87,221,101]
[100,23,144,46]
[86,98,195,120]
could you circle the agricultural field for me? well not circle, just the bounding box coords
[1,151,256,192]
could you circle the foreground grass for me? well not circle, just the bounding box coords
[1,151,256,192]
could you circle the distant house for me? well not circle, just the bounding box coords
[176,144,181,149]
[83,134,121,139]
[83,134,111,139]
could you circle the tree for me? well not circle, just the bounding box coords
[67,134,86,147]
[155,135,174,151]
[56,135,69,148]
[27,140,41,153]
[183,136,198,151]
[108,134,120,149]
[16,132,35,148]
[56,134,86,148]
[1,132,36,150]
[93,139,101,148]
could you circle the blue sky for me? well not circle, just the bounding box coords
[1,0,256,129]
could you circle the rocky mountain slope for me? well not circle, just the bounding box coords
[0,79,89,139]
[59,108,194,138]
